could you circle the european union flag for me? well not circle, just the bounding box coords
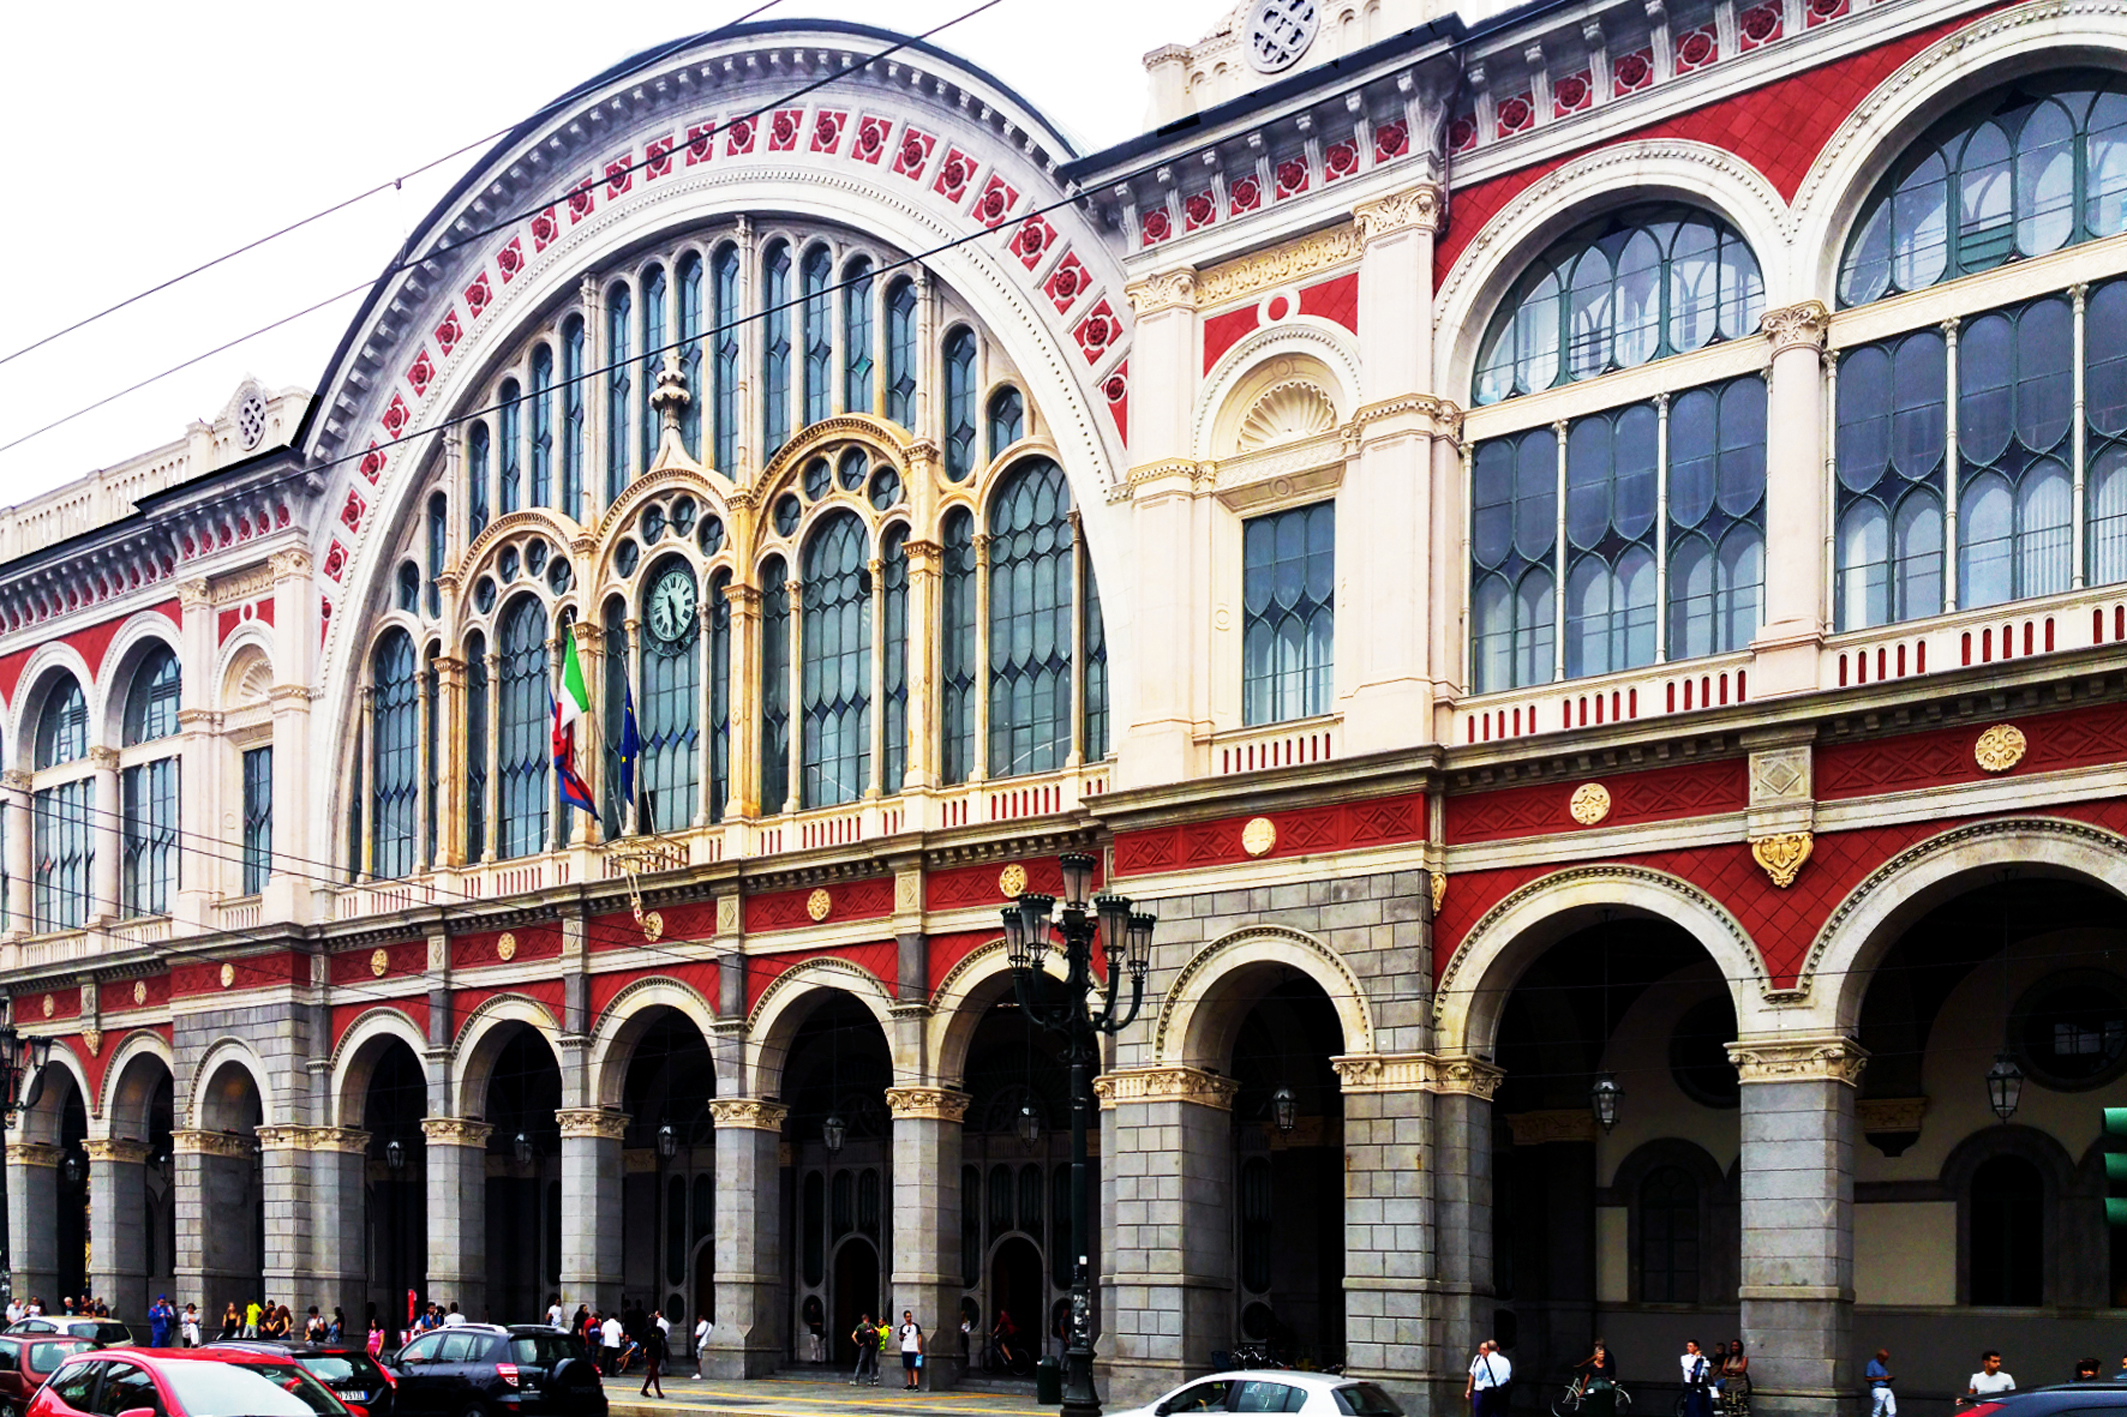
[618,680,641,822]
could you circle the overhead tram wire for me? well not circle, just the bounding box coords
[0,2,785,372]
[0,0,1008,461]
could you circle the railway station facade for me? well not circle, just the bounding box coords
[4,0,2127,1411]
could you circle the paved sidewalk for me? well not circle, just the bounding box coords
[602,1372,1043,1417]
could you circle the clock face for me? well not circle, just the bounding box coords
[1247,0,1319,74]
[648,568,698,642]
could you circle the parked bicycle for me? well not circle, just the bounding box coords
[978,1337,1033,1377]
[1553,1376,1633,1417]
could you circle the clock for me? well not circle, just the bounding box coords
[1246,0,1319,74]
[647,567,698,643]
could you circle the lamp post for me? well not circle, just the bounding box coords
[0,1023,54,1308]
[1000,852,1154,1417]
[1589,1074,1624,1134]
[1987,1053,2024,1122]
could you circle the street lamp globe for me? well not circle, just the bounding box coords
[513,1132,533,1165]
[657,1123,678,1159]
[1987,1052,2024,1122]
[822,1112,848,1154]
[1270,1086,1298,1134]
[384,1138,405,1173]
[1015,1102,1042,1148]
[1589,1073,1625,1133]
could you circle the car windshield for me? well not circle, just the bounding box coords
[1333,1384,1404,1417]
[160,1362,348,1417]
[295,1355,386,1389]
[508,1335,582,1367]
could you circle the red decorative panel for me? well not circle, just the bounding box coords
[171,951,304,997]
[724,117,757,156]
[852,115,893,165]
[494,237,524,285]
[1230,174,1264,214]
[1299,272,1360,334]
[1141,208,1173,246]
[588,960,720,1020]
[1374,121,1410,162]
[1072,301,1120,364]
[1183,189,1217,233]
[1447,760,1746,843]
[973,173,1019,228]
[381,393,410,436]
[1274,157,1310,201]
[767,107,804,152]
[330,1002,427,1052]
[441,983,564,1041]
[1818,700,2127,800]
[925,930,997,996]
[1738,1,1784,49]
[1203,305,1261,372]
[644,136,674,179]
[604,159,633,199]
[407,347,435,396]
[925,856,1105,913]
[1323,141,1360,183]
[1113,792,1428,878]
[686,123,717,165]
[893,128,937,181]
[1008,216,1056,269]
[1103,364,1128,442]
[106,973,169,1014]
[1674,24,1720,73]
[1806,0,1850,25]
[744,876,896,933]
[566,177,595,224]
[29,986,80,1023]
[1448,114,1479,153]
[434,309,462,357]
[0,597,183,702]
[1497,93,1536,137]
[811,110,848,153]
[322,541,348,582]
[1613,49,1654,96]
[339,489,364,532]
[1043,252,1091,314]
[933,146,978,203]
[330,940,426,985]
[1554,71,1593,117]
[462,274,492,322]
[744,942,898,1011]
[454,921,565,968]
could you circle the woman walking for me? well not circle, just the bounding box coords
[219,1303,243,1341]
[638,1315,668,1399]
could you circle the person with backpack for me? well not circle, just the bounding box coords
[851,1312,879,1386]
[897,1311,925,1391]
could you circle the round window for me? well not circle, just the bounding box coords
[547,559,573,595]
[868,467,902,511]
[803,458,833,501]
[498,546,520,582]
[474,577,498,614]
[2012,970,2127,1089]
[838,447,868,491]
[698,516,725,555]
[1668,996,1739,1109]
[671,498,697,536]
[525,540,549,576]
[615,539,641,578]
[774,494,802,537]
[641,504,667,543]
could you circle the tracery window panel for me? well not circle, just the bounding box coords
[241,745,272,894]
[1469,427,1558,693]
[121,757,177,917]
[499,379,522,516]
[497,598,551,859]
[887,277,918,428]
[1563,404,1659,678]
[1835,329,1948,629]
[844,258,875,414]
[1959,295,2074,606]
[762,243,793,458]
[1083,551,1110,760]
[600,600,627,840]
[607,282,633,502]
[760,556,793,813]
[2090,278,2127,584]
[1474,205,1763,405]
[562,317,586,513]
[987,459,1074,778]
[939,510,978,785]
[468,421,492,540]
[426,493,447,618]
[880,526,909,794]
[530,345,555,508]
[712,246,740,473]
[1841,76,2127,305]
[1666,376,1767,657]
[640,563,701,835]
[424,657,439,866]
[1242,502,1334,725]
[678,254,704,459]
[989,387,1025,461]
[707,570,732,821]
[465,631,488,859]
[802,244,833,427]
[397,562,420,613]
[123,646,180,745]
[35,679,86,769]
[370,629,420,880]
[32,778,90,933]
[944,326,978,481]
[641,264,668,475]
[801,512,872,807]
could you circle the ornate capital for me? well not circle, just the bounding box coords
[172,1129,255,1159]
[6,1142,62,1168]
[1124,269,1197,317]
[1354,184,1443,242]
[1352,394,1463,441]
[0,769,29,793]
[254,1124,312,1152]
[1503,1109,1599,1146]
[1092,1066,1240,1111]
[268,548,313,580]
[1750,831,1814,889]
[1857,1096,1928,1133]
[83,1137,151,1165]
[708,1098,790,1132]
[1762,300,1831,355]
[420,1116,495,1148]
[555,1108,630,1141]
[1726,1033,1867,1086]
[308,1126,373,1155]
[1331,1052,1436,1094]
[884,1086,972,1123]
[1431,1053,1506,1100]
[87,746,120,771]
[176,578,213,610]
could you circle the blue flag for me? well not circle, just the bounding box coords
[618,679,641,818]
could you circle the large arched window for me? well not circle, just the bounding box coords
[606,281,633,501]
[760,556,793,813]
[1471,428,1559,693]
[1841,75,2127,306]
[1958,295,2074,607]
[498,379,522,515]
[530,346,555,508]
[987,459,1074,777]
[639,559,701,833]
[1564,405,1660,678]
[677,254,704,459]
[600,598,629,842]
[944,327,978,481]
[1474,205,1764,405]
[707,568,732,820]
[465,629,488,859]
[497,598,550,858]
[1835,328,1949,629]
[468,421,491,540]
[887,278,918,428]
[640,264,668,474]
[562,317,586,514]
[120,646,181,917]
[370,630,419,880]
[1638,1165,1701,1304]
[1667,379,1767,657]
[800,512,872,807]
[1970,1153,2044,1306]
[1242,502,1334,724]
[711,246,740,473]
[32,677,91,933]
[940,509,978,785]
[879,527,910,794]
[988,387,1025,462]
[762,243,793,457]
[802,244,833,427]
[844,258,875,415]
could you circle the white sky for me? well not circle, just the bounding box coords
[0,0,1237,506]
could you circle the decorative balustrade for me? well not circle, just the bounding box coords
[1207,716,1340,775]
[1461,652,1753,745]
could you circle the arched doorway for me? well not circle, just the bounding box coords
[190,1058,265,1314]
[481,1025,561,1324]
[988,1235,1042,1359]
[104,1049,177,1320]
[618,1009,717,1329]
[958,997,1071,1362]
[831,1238,881,1366]
[782,992,892,1365]
[360,1038,428,1338]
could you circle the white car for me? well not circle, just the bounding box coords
[1108,1372,1406,1417]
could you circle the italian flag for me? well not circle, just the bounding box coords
[551,625,597,814]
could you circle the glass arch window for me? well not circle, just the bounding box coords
[800,511,873,807]
[640,264,668,474]
[762,243,793,457]
[987,459,1075,777]
[562,317,586,513]
[607,282,633,501]
[1470,427,1559,692]
[707,569,732,821]
[1835,328,1947,629]
[465,629,487,859]
[1667,378,1767,657]
[600,597,629,843]
[123,646,180,745]
[940,509,978,785]
[844,258,875,414]
[36,678,87,770]
[988,387,1025,461]
[1959,294,2074,606]
[887,278,918,428]
[468,421,491,540]
[802,244,833,427]
[880,525,909,794]
[1242,503,1334,724]
[712,246,740,473]
[31,676,90,933]
[370,629,420,880]
[1841,74,2127,305]
[427,493,448,618]
[530,346,555,508]
[944,327,978,481]
[639,560,701,834]
[121,645,181,917]
[499,379,522,515]
[760,556,793,813]
[677,254,704,459]
[497,597,551,858]
[1475,205,1764,404]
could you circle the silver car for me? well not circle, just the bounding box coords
[1109,1373,1406,1417]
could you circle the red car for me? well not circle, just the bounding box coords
[28,1348,361,1417]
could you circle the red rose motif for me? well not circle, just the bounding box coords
[323,545,347,581]
[464,274,491,319]
[979,189,1006,220]
[771,111,798,146]
[901,138,926,169]
[1614,51,1652,89]
[1374,121,1409,160]
[1231,176,1261,212]
[687,124,715,163]
[1276,159,1307,193]
[381,395,409,437]
[435,311,462,356]
[1052,268,1079,297]
[856,119,887,159]
[646,138,673,177]
[340,490,364,531]
[1013,217,1050,265]
[1083,316,1110,346]
[605,161,632,198]
[568,182,594,222]
[1555,75,1589,111]
[1325,142,1357,177]
[1448,116,1478,150]
[496,238,523,282]
[1741,3,1780,40]
[1142,210,1171,244]
[1678,29,1715,65]
[276,503,291,527]
[726,118,754,153]
[531,209,558,250]
[813,112,842,149]
[1105,376,1127,402]
[1498,96,1532,133]
[1185,192,1215,227]
[1808,0,1845,17]
[408,349,435,396]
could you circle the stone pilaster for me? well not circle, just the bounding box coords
[255,1124,312,1307]
[1754,301,1832,694]
[1427,1055,1502,1417]
[1332,1055,1443,1402]
[886,1088,970,1388]
[7,1141,61,1307]
[707,1099,788,1377]
[86,1137,151,1321]
[1729,1034,1864,1417]
[88,746,120,925]
[1,770,30,938]
[556,1108,628,1314]
[1093,1066,1238,1407]
[421,1117,492,1319]
[307,1128,372,1322]
[173,1128,258,1315]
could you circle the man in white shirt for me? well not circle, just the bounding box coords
[655,1310,672,1341]
[1969,1351,2016,1397]
[442,1301,466,1327]
[1465,1341,1511,1417]
[693,1313,712,1379]
[3,1300,19,1325]
[546,1297,565,1330]
[601,1313,625,1376]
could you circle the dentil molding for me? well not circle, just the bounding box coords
[1726,1033,1867,1086]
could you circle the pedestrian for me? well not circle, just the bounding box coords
[694,1312,712,1378]
[2115,1351,2127,1382]
[852,1311,879,1386]
[148,1295,174,1348]
[1969,1351,2015,1399]
[2076,1359,2103,1382]
[639,1314,668,1399]
[305,1306,327,1342]
[181,1304,201,1348]
[601,1311,624,1377]
[572,1305,591,1344]
[443,1301,465,1328]
[331,1308,347,1344]
[1866,1349,1895,1417]
[1680,1341,1714,1417]
[1574,1340,1619,1417]
[1465,1340,1510,1417]
[898,1311,925,1391]
[220,1303,243,1341]
[546,1295,565,1330]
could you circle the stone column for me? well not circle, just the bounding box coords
[7,1140,61,1306]
[2,770,31,938]
[886,1087,969,1388]
[1729,1035,1862,1417]
[257,1125,313,1306]
[723,583,762,820]
[421,1117,492,1318]
[1092,1065,1237,1409]
[706,1099,787,1377]
[556,1108,628,1314]
[1754,302,1832,696]
[173,1129,258,1314]
[88,747,120,925]
[1428,1056,1502,1417]
[87,1137,151,1322]
[267,548,314,924]
[308,1128,372,1322]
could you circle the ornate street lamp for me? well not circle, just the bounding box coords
[61,1151,84,1186]
[1589,1073,1624,1133]
[1015,1102,1042,1148]
[1987,1053,2024,1122]
[821,1112,847,1154]
[1270,1087,1298,1134]
[512,1132,533,1166]
[999,852,1155,1417]
[0,1024,54,1306]
[656,1123,678,1160]
[384,1138,406,1173]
